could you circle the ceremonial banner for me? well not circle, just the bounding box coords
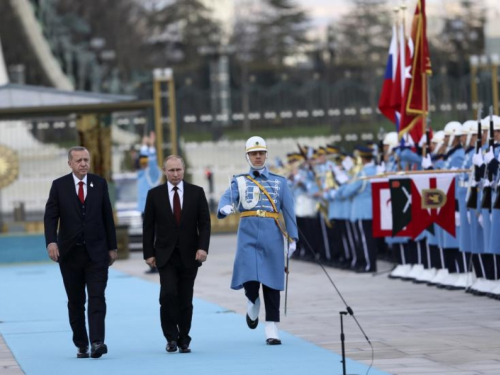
[389,173,455,238]
[398,0,432,144]
[371,178,412,238]
[372,173,456,238]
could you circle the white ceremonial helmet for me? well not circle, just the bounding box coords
[444,121,463,148]
[383,132,399,154]
[462,120,477,147]
[245,136,268,168]
[431,130,445,153]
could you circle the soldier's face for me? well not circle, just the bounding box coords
[248,151,266,167]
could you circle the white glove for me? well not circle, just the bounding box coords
[483,179,491,187]
[418,134,427,148]
[220,204,235,215]
[342,156,354,172]
[376,162,385,175]
[328,189,337,199]
[288,242,297,258]
[472,152,484,167]
[484,147,494,164]
[455,212,460,228]
[336,172,349,184]
[422,154,432,169]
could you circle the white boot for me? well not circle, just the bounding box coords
[265,321,281,345]
[452,272,474,290]
[247,297,260,321]
[405,264,425,280]
[429,268,449,285]
[246,297,260,329]
[414,268,436,283]
[389,264,412,279]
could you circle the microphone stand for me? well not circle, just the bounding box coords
[340,311,348,375]
[279,204,372,375]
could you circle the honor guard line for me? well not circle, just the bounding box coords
[360,168,471,180]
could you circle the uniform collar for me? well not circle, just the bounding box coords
[249,167,269,179]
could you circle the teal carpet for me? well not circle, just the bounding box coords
[0,264,391,375]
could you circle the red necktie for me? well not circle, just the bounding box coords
[78,181,85,204]
[173,186,181,224]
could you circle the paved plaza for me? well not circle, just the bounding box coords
[1,233,500,374]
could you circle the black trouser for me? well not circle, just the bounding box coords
[59,245,108,348]
[243,281,280,322]
[158,249,198,346]
[357,220,377,272]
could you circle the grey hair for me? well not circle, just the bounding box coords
[164,155,185,169]
[68,146,89,161]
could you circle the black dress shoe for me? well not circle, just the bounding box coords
[179,344,191,353]
[90,342,108,358]
[266,338,282,345]
[77,346,89,358]
[166,341,178,353]
[246,314,258,329]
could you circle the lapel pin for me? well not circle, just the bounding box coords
[90,182,94,188]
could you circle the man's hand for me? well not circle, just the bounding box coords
[376,162,385,175]
[109,250,118,266]
[195,250,208,263]
[220,205,235,216]
[485,147,494,164]
[472,152,484,167]
[145,256,156,268]
[422,154,432,169]
[149,131,156,146]
[47,242,59,262]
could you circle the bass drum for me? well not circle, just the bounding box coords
[295,194,317,218]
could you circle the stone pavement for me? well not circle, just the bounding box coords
[2,233,500,375]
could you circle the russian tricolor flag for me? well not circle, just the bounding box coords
[378,25,400,127]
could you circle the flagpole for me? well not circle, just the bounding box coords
[421,0,429,156]
[361,168,472,180]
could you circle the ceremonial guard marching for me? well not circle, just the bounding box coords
[217,136,298,345]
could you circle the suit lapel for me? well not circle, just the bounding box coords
[180,182,191,225]
[85,174,93,213]
[65,173,82,214]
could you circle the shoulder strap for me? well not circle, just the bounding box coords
[246,175,292,243]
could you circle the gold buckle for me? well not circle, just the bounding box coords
[256,210,266,218]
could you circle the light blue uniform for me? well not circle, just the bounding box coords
[442,145,465,249]
[218,167,298,291]
[137,146,162,213]
[458,147,474,253]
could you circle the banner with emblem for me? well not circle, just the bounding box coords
[372,172,456,239]
[371,178,412,238]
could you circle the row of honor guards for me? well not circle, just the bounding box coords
[282,114,500,299]
[284,142,383,273]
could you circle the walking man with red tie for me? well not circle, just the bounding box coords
[143,155,211,354]
[44,146,117,359]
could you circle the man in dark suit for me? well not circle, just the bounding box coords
[44,146,117,359]
[143,155,210,354]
